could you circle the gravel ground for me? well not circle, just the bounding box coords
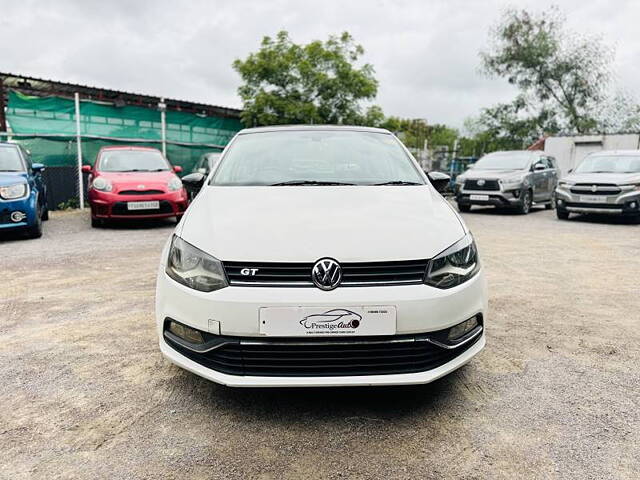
[1,206,639,479]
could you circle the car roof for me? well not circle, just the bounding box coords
[237,125,392,135]
[587,150,640,157]
[98,145,161,152]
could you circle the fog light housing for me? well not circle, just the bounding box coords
[512,190,520,198]
[447,316,479,342]
[557,199,565,206]
[10,211,26,222]
[630,201,638,209]
[168,320,204,344]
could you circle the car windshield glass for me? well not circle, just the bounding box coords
[211,130,424,186]
[206,153,221,168]
[574,155,640,173]
[0,147,25,172]
[98,150,169,172]
[473,151,532,170]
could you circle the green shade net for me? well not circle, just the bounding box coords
[4,90,242,172]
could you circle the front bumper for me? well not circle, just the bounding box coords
[89,190,188,219]
[0,193,38,231]
[555,186,640,216]
[456,187,525,208]
[155,246,488,386]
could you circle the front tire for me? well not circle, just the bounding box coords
[556,208,570,220]
[517,190,532,214]
[91,217,104,228]
[27,206,43,239]
[457,204,471,213]
[545,194,556,210]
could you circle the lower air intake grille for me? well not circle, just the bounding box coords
[165,332,481,377]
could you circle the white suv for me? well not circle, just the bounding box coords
[156,126,487,387]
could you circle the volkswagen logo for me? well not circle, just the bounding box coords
[591,185,598,193]
[311,258,342,291]
[477,179,485,186]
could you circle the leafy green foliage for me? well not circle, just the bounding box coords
[480,7,612,134]
[233,31,381,127]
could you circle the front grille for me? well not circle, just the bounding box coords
[165,331,481,377]
[570,184,621,195]
[111,200,173,216]
[565,201,620,210]
[464,179,499,191]
[223,259,429,287]
[118,189,165,195]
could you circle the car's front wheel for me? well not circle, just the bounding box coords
[27,206,43,239]
[517,190,532,214]
[556,208,570,220]
[91,217,104,228]
[457,203,471,213]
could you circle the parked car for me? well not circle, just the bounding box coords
[555,150,640,220]
[0,142,48,238]
[84,146,187,227]
[455,151,559,214]
[156,125,487,388]
[192,152,222,175]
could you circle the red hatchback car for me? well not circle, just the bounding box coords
[84,146,188,227]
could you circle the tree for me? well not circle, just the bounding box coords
[233,31,381,127]
[481,7,613,134]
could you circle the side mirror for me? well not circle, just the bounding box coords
[173,165,183,174]
[534,163,545,171]
[428,171,451,194]
[182,172,205,194]
[81,165,92,174]
[568,168,573,173]
[32,163,45,173]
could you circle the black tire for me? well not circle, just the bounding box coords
[41,206,49,221]
[91,217,104,228]
[517,190,532,214]
[27,206,43,239]
[556,208,570,220]
[458,204,471,213]
[176,214,184,224]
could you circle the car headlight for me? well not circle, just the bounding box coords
[165,235,228,292]
[455,176,465,185]
[92,177,113,192]
[0,183,28,200]
[168,176,183,191]
[558,180,574,188]
[425,233,480,289]
[499,176,524,190]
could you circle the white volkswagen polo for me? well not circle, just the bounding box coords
[156,126,487,387]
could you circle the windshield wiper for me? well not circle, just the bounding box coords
[373,180,422,186]
[270,180,355,186]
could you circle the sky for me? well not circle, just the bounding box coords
[1,0,639,130]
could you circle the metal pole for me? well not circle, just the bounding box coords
[159,98,167,157]
[0,77,6,133]
[74,92,85,209]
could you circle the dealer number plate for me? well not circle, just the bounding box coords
[580,195,603,203]
[470,194,489,201]
[127,201,160,210]
[259,306,397,337]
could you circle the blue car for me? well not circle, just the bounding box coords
[0,142,49,238]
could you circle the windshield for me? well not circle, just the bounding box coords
[211,130,424,186]
[98,149,169,172]
[574,155,640,174]
[205,153,221,168]
[473,151,533,170]
[0,147,25,172]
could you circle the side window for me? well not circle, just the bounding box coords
[539,157,551,169]
[547,156,557,169]
[20,146,32,170]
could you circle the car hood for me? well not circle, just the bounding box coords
[462,169,525,180]
[96,171,176,191]
[180,186,466,262]
[563,172,640,185]
[0,172,27,187]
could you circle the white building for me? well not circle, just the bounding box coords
[543,133,640,174]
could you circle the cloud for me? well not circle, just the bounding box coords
[1,0,638,127]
